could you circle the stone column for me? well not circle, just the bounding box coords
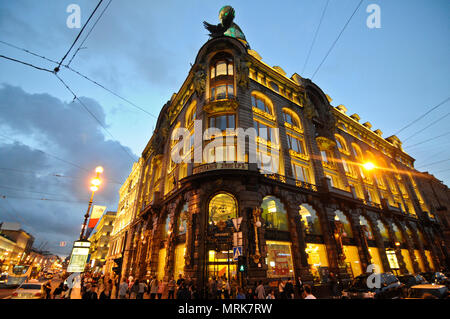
[348,210,370,272]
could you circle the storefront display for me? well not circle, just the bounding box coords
[401,249,414,274]
[305,243,329,282]
[343,245,362,278]
[266,240,294,279]
[174,244,186,278]
[368,247,384,272]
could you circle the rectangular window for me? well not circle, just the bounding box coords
[292,163,309,182]
[266,241,294,279]
[287,135,305,154]
[210,114,235,131]
[216,62,227,76]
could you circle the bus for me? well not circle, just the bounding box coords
[7,265,32,286]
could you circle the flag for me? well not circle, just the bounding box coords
[88,205,106,229]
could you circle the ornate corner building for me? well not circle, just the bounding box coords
[111,7,449,293]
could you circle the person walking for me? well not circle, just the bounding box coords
[255,281,266,299]
[278,280,286,299]
[168,277,176,299]
[52,282,64,299]
[130,279,140,299]
[303,285,317,299]
[284,279,294,299]
[266,289,276,299]
[137,279,146,299]
[43,280,52,299]
[157,280,165,299]
[296,276,304,298]
[118,278,129,299]
[149,276,159,299]
[236,287,246,299]
[82,283,98,300]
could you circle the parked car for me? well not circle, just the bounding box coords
[420,272,450,287]
[341,273,402,299]
[407,284,448,299]
[397,274,428,297]
[11,281,45,299]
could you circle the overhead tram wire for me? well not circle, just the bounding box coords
[67,0,113,67]
[402,111,450,142]
[55,0,104,71]
[404,130,450,149]
[0,185,65,197]
[415,157,450,169]
[0,40,158,119]
[311,0,364,80]
[393,96,450,136]
[54,73,139,163]
[0,55,54,73]
[301,0,330,75]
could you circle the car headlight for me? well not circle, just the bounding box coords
[363,292,375,298]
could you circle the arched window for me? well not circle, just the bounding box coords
[334,210,353,238]
[282,108,302,129]
[392,223,404,243]
[335,134,349,153]
[208,192,237,225]
[251,91,274,116]
[377,220,389,241]
[210,52,234,101]
[177,203,188,235]
[185,100,197,127]
[351,143,364,161]
[261,196,288,231]
[163,214,171,239]
[359,216,374,240]
[299,204,322,235]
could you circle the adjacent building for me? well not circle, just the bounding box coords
[104,160,143,274]
[112,7,449,294]
[88,211,116,272]
[0,222,34,272]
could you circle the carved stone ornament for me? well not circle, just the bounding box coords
[236,55,251,88]
[316,136,336,151]
[203,99,238,114]
[193,64,206,98]
[303,95,318,120]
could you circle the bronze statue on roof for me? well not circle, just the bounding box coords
[203,6,249,48]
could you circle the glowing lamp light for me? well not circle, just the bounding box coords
[90,185,99,192]
[95,166,104,174]
[363,162,375,171]
[91,178,102,186]
[395,241,401,247]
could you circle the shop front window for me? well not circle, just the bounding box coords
[305,243,329,283]
[174,244,186,278]
[299,204,322,235]
[266,241,294,279]
[208,192,237,226]
[377,220,390,241]
[157,248,166,281]
[359,216,374,240]
[261,196,288,231]
[177,203,188,235]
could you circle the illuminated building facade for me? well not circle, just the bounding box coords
[119,8,449,293]
[88,211,116,272]
[104,160,143,274]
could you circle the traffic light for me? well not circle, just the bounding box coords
[237,255,247,272]
[112,257,123,276]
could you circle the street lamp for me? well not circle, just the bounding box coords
[79,166,103,240]
[363,162,375,171]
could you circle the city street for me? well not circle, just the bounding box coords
[0,277,62,299]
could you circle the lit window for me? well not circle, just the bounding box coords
[261,196,288,231]
[208,193,237,225]
[299,204,322,235]
[287,135,306,154]
[209,114,235,131]
[251,95,272,114]
[292,163,310,183]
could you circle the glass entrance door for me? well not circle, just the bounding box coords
[207,250,237,281]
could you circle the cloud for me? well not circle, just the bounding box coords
[0,84,135,256]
